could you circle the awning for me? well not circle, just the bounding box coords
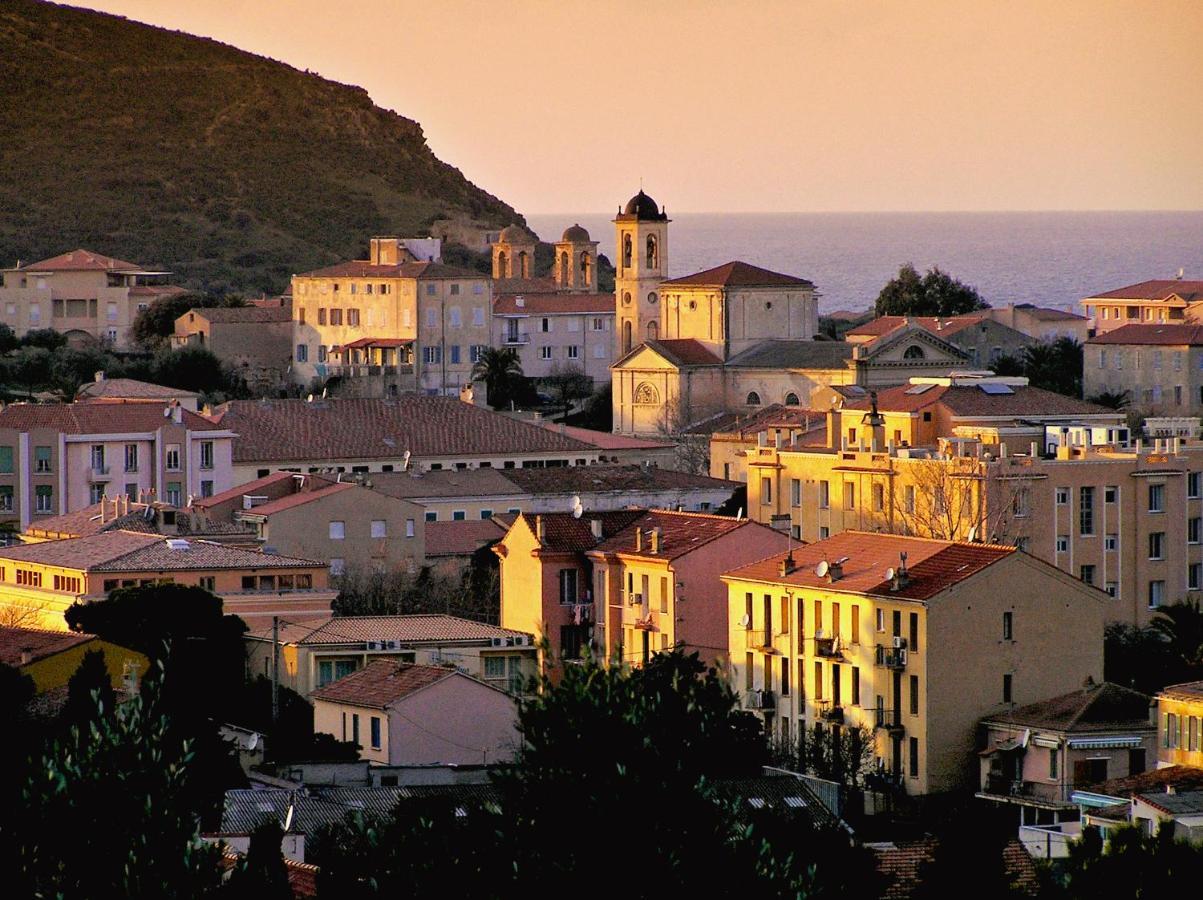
[979,738,1023,757]
[341,337,414,350]
[1067,736,1143,750]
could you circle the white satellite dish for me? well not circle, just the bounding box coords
[884,567,895,582]
[967,525,978,542]
[815,560,829,578]
[247,732,259,751]
[739,613,751,628]
[283,803,294,833]
[571,495,583,519]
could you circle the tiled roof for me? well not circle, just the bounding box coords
[424,520,508,556]
[192,472,298,509]
[1158,680,1203,702]
[0,530,319,572]
[490,277,559,294]
[218,848,318,898]
[363,468,525,500]
[839,383,949,413]
[724,340,854,369]
[0,625,94,667]
[1088,324,1203,346]
[983,682,1152,733]
[709,775,837,828]
[493,293,615,315]
[22,500,161,539]
[186,306,291,324]
[707,404,827,440]
[1012,304,1085,321]
[515,509,647,552]
[297,260,480,280]
[660,261,814,289]
[641,339,723,367]
[127,284,186,298]
[1087,280,1203,302]
[18,249,149,272]
[1086,765,1203,798]
[213,397,595,463]
[76,377,200,401]
[724,531,1016,601]
[309,660,459,708]
[500,464,737,496]
[234,482,355,517]
[529,422,672,450]
[247,613,529,645]
[0,400,222,434]
[873,839,1037,899]
[590,510,757,561]
[841,381,1116,418]
[1137,789,1203,816]
[846,315,989,340]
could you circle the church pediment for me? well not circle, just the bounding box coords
[611,343,682,372]
[858,325,969,364]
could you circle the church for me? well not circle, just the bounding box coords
[606,190,974,436]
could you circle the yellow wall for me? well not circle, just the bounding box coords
[20,638,147,693]
[1157,693,1203,768]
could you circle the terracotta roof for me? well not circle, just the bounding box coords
[724,531,1016,601]
[297,260,480,280]
[424,520,508,556]
[186,306,291,324]
[493,293,615,315]
[839,383,949,413]
[219,848,317,898]
[76,377,200,401]
[0,625,94,667]
[1086,279,1203,302]
[641,338,723,367]
[0,530,319,573]
[309,660,458,708]
[192,472,296,509]
[1086,765,1203,798]
[707,404,827,440]
[362,468,525,501]
[983,682,1152,733]
[18,249,150,272]
[846,315,988,340]
[724,340,854,369]
[1088,324,1203,346]
[213,397,595,463]
[234,482,355,517]
[248,613,528,645]
[500,464,738,497]
[873,838,1037,899]
[22,500,161,539]
[1158,680,1203,702]
[514,509,647,552]
[1136,789,1203,816]
[660,261,813,289]
[590,510,758,561]
[1012,304,1085,321]
[490,277,559,294]
[0,401,222,433]
[840,381,1116,418]
[340,337,412,349]
[530,422,672,450]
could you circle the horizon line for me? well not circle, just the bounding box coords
[525,208,1203,217]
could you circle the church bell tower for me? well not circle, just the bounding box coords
[614,190,669,356]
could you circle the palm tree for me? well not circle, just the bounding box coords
[472,347,524,410]
[1087,389,1131,410]
[1150,600,1203,671]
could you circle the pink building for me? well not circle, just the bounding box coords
[311,661,518,765]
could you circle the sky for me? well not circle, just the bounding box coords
[75,0,1203,215]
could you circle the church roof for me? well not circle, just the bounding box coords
[560,224,591,242]
[640,339,723,367]
[661,261,813,289]
[618,190,667,221]
[724,340,853,369]
[498,224,535,244]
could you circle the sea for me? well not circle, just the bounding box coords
[526,211,1203,316]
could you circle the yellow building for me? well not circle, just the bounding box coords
[722,530,1108,796]
[0,624,146,694]
[1156,681,1203,768]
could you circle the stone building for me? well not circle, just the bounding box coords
[172,304,293,392]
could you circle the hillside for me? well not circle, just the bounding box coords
[0,0,523,293]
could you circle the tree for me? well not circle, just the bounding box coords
[151,345,230,396]
[1088,389,1131,410]
[1058,823,1203,898]
[875,263,988,317]
[1103,601,1203,696]
[1022,337,1083,398]
[471,346,525,410]
[576,381,613,431]
[333,561,500,624]
[778,721,875,789]
[52,345,116,396]
[891,458,1024,544]
[10,345,52,398]
[655,395,710,474]
[20,328,68,351]
[542,362,593,416]
[61,648,117,730]
[131,292,245,350]
[2,663,225,897]
[0,323,19,354]
[224,821,293,900]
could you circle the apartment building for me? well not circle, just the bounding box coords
[493,292,615,389]
[291,238,491,397]
[979,303,1088,344]
[243,614,536,695]
[1086,324,1203,417]
[1156,681,1203,769]
[722,531,1107,795]
[0,400,235,531]
[0,531,335,631]
[209,396,602,483]
[0,249,183,349]
[1081,279,1203,335]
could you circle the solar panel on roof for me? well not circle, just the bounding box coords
[978,383,1015,395]
[904,383,936,395]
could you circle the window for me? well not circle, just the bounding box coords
[472,307,485,327]
[780,595,790,633]
[329,308,343,326]
[1056,535,1069,553]
[1003,673,1013,703]
[370,520,386,538]
[904,484,915,513]
[90,444,106,473]
[1080,565,1095,585]
[872,483,884,512]
[558,569,578,604]
[35,484,53,513]
[908,737,919,778]
[1106,582,1118,597]
[567,345,580,359]
[843,482,855,510]
[832,602,841,639]
[422,346,442,364]
[330,558,345,576]
[1149,483,1165,513]
[329,521,345,540]
[875,608,885,632]
[201,480,213,498]
[0,486,12,512]
[1149,580,1165,608]
[89,483,105,504]
[790,479,801,506]
[35,446,51,473]
[166,481,181,506]
[819,481,830,509]
[1190,563,1201,591]
[746,392,761,406]
[908,612,918,653]
[370,716,381,750]
[1193,518,1203,544]
[1149,532,1165,560]
[1079,487,1094,535]
[814,599,823,634]
[909,675,919,715]
[0,446,11,474]
[851,605,860,644]
[1055,487,1069,505]
[452,510,466,521]
[404,518,415,538]
[1002,611,1013,641]
[851,667,860,705]
[449,345,461,364]
[449,307,462,327]
[425,511,437,522]
[1049,748,1059,779]
[1105,534,1118,551]
[761,477,772,505]
[1165,713,1179,749]
[540,346,553,360]
[318,308,327,325]
[470,344,488,363]
[1190,472,1202,499]
[1105,485,1117,503]
[199,441,214,470]
[165,444,180,471]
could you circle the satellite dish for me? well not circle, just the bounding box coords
[283,803,294,833]
[571,495,583,519]
[736,507,744,520]
[884,567,895,582]
[815,560,829,578]
[739,613,751,628]
[967,525,978,542]
[247,732,259,751]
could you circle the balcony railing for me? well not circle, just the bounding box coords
[815,700,844,723]
[503,332,531,345]
[875,644,908,670]
[814,635,844,659]
[745,690,776,711]
[981,774,1072,805]
[873,707,905,732]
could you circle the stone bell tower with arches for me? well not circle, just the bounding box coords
[613,189,669,356]
[491,224,537,280]
[553,224,599,293]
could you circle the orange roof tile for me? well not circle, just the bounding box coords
[641,338,723,367]
[0,401,223,433]
[661,261,813,289]
[494,293,615,315]
[423,520,507,557]
[0,625,95,667]
[18,249,150,272]
[515,510,646,552]
[76,377,200,401]
[248,613,528,645]
[1088,324,1203,346]
[1087,279,1203,302]
[309,660,458,708]
[590,510,761,561]
[297,260,480,280]
[192,472,297,509]
[234,482,356,517]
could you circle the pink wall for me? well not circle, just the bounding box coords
[386,674,519,766]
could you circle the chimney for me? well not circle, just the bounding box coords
[635,528,644,552]
[1030,441,1038,457]
[827,406,840,450]
[459,383,475,405]
[778,552,795,577]
[1000,442,1008,459]
[171,401,182,424]
[370,237,401,265]
[535,515,545,542]
[650,527,661,554]
[20,648,33,665]
[94,370,105,382]
[1174,436,1182,455]
[758,432,767,448]
[774,430,782,449]
[590,518,603,540]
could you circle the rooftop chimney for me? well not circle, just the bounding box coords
[774,430,782,449]
[758,432,767,448]
[650,526,662,554]
[20,648,33,665]
[590,518,603,540]
[94,370,105,382]
[635,528,644,552]
[459,383,475,405]
[535,515,545,543]
[827,406,839,450]
[778,552,795,577]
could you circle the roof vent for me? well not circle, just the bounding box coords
[515,296,525,308]
[165,538,190,551]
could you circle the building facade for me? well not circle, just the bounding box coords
[1156,681,1203,769]
[1081,279,1203,336]
[493,292,615,389]
[1086,324,1203,417]
[172,305,293,393]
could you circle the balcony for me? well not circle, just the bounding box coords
[864,770,905,793]
[745,690,776,711]
[88,465,110,481]
[744,629,778,653]
[814,635,844,659]
[503,332,531,345]
[875,644,908,670]
[873,707,905,733]
[980,774,1072,806]
[815,700,844,723]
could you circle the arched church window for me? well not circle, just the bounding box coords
[785,392,800,406]
[579,251,590,282]
[560,252,569,284]
[647,321,658,340]
[646,235,658,269]
[497,251,507,276]
[634,382,659,405]
[746,392,761,406]
[518,251,530,279]
[622,234,632,269]
[903,345,926,359]
[622,321,633,353]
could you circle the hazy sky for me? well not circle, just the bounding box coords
[76,0,1203,215]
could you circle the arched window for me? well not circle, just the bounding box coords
[622,234,633,269]
[647,292,658,305]
[622,291,632,306]
[784,392,800,406]
[634,382,659,405]
[559,252,569,285]
[746,392,761,406]
[646,235,658,269]
[496,250,507,277]
[622,321,633,353]
[579,250,591,284]
[518,251,529,279]
[647,321,659,340]
[903,345,926,359]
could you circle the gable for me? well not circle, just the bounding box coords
[860,326,970,364]
[611,344,682,372]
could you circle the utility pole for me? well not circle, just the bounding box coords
[271,615,280,729]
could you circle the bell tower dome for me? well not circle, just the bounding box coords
[554,224,599,293]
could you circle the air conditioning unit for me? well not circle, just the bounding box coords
[892,636,908,650]
[491,637,505,647]
[628,592,643,606]
[896,648,909,666]
[366,640,382,650]
[384,640,399,650]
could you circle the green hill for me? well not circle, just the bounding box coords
[0,0,523,293]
